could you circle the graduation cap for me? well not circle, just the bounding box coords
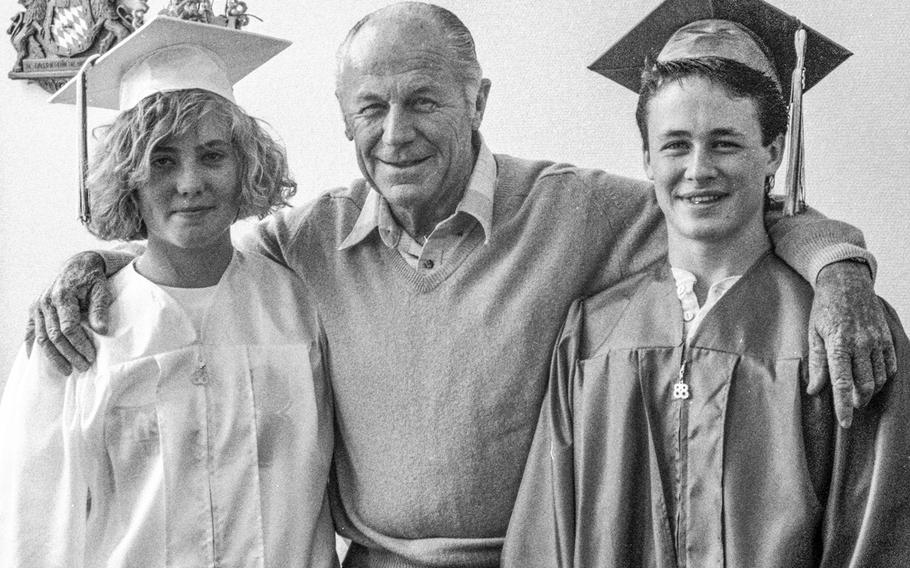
[49,16,291,224]
[589,0,852,215]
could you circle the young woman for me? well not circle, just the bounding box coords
[0,18,337,567]
[503,5,910,567]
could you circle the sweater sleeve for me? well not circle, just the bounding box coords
[236,204,314,271]
[765,205,876,284]
[0,347,88,568]
[98,243,144,276]
[502,299,584,568]
[818,300,910,566]
[572,170,668,294]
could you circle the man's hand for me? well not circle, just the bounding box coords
[807,261,897,428]
[25,252,112,376]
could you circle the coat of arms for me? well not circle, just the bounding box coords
[8,0,253,93]
[44,0,103,57]
[8,0,148,92]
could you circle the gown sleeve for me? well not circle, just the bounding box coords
[819,299,910,566]
[502,299,586,568]
[0,346,88,568]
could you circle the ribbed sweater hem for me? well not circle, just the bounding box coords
[344,544,498,568]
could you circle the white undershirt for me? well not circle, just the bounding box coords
[156,282,218,333]
[671,267,742,341]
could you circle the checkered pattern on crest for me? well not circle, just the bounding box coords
[51,5,91,52]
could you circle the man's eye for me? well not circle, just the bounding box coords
[360,103,385,115]
[660,141,688,153]
[412,98,437,111]
[714,140,741,150]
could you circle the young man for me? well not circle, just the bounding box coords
[503,1,910,565]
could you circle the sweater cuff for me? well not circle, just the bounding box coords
[97,242,144,277]
[778,241,877,287]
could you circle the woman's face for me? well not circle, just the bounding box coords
[643,76,783,247]
[137,114,241,251]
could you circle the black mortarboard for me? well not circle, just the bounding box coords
[589,0,853,215]
[588,0,851,99]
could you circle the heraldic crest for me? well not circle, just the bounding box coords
[8,0,252,92]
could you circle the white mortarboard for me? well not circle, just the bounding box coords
[48,16,291,224]
[50,16,291,110]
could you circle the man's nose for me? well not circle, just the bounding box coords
[685,146,717,183]
[381,104,416,146]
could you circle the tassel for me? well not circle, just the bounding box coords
[76,54,100,226]
[784,28,807,216]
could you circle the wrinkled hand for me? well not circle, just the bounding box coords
[807,261,897,428]
[25,252,112,375]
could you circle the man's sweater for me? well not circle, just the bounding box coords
[247,154,869,568]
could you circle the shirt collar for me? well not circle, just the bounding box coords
[456,137,496,243]
[670,267,742,301]
[338,135,497,251]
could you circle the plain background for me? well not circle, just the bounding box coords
[1,0,908,384]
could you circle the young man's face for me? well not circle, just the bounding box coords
[643,77,783,248]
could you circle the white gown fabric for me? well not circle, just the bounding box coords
[0,250,337,568]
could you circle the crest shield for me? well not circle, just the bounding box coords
[43,0,97,57]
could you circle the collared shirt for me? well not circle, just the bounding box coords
[671,267,742,341]
[338,137,497,271]
[0,252,336,568]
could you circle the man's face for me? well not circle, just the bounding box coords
[336,22,488,226]
[644,76,782,247]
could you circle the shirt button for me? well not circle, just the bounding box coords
[683,311,695,322]
[422,259,435,269]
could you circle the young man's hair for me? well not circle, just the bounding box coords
[88,89,296,241]
[635,56,789,151]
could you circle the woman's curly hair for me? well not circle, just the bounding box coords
[87,89,297,241]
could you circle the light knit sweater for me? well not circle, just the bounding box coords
[244,154,870,568]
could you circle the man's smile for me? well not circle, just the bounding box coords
[674,189,729,205]
[376,156,432,168]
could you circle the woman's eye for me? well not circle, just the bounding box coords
[202,152,225,164]
[150,156,174,168]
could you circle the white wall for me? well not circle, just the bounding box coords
[2,0,909,382]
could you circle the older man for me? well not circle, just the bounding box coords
[31,3,894,566]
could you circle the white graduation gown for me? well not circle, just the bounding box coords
[0,250,337,568]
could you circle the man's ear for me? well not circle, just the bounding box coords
[335,91,355,141]
[643,149,654,180]
[471,78,492,130]
[766,133,785,174]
